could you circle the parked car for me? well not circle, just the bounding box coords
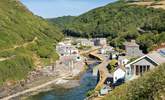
[100,85,112,95]
[104,77,113,85]
[112,78,125,87]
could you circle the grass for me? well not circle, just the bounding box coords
[0,49,34,85]
[0,0,63,85]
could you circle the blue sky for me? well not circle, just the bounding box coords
[21,0,116,18]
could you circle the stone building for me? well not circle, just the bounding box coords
[93,38,107,47]
[124,40,143,57]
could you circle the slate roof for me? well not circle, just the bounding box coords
[148,50,165,65]
[126,49,165,67]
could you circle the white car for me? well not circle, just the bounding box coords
[100,85,112,95]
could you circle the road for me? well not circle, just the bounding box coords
[89,50,112,90]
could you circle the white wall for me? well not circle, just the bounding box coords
[113,68,125,83]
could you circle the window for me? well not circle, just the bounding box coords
[143,66,146,72]
[136,65,139,75]
[147,65,150,71]
[140,66,143,75]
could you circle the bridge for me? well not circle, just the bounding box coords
[84,59,101,65]
[79,46,101,56]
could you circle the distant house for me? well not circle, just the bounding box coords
[100,48,106,54]
[56,42,79,56]
[76,38,94,47]
[113,68,125,83]
[60,55,82,68]
[109,51,119,60]
[125,49,165,80]
[124,40,143,57]
[93,38,107,46]
[99,46,113,54]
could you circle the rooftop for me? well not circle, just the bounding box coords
[124,40,139,47]
[126,48,165,66]
[148,50,165,64]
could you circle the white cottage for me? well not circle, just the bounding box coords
[100,46,114,54]
[113,68,125,83]
[76,38,94,47]
[56,42,79,56]
[100,48,106,54]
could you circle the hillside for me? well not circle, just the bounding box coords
[103,64,165,100]
[51,1,165,53]
[0,0,63,85]
[48,16,76,30]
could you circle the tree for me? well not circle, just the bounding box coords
[107,60,118,73]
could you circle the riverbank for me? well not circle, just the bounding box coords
[0,60,86,100]
[26,61,99,100]
[19,75,83,100]
[0,44,100,100]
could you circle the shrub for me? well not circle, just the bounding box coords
[107,60,118,73]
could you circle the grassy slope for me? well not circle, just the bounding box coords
[103,64,165,100]
[0,0,63,85]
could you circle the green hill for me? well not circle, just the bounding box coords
[51,1,165,53]
[0,0,63,85]
[48,16,76,30]
[103,64,165,100]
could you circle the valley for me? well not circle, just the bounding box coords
[0,0,165,100]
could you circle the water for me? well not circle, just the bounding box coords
[28,62,99,100]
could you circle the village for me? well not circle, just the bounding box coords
[2,37,165,100]
[56,37,165,98]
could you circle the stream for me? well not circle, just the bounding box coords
[27,61,99,100]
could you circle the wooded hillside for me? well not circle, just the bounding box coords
[51,1,165,53]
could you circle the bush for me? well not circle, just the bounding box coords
[107,60,118,73]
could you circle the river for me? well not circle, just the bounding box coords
[27,62,99,100]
